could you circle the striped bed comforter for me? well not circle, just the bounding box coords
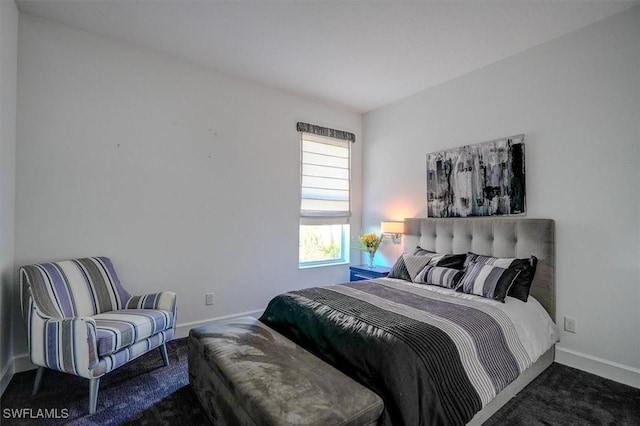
[260,278,542,426]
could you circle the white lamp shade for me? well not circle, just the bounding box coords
[381,221,404,234]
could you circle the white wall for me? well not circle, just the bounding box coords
[364,7,640,387]
[9,4,639,391]
[14,14,362,361]
[0,0,18,395]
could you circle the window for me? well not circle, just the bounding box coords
[298,123,354,267]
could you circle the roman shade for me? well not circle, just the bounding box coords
[300,130,351,225]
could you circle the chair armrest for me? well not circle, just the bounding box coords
[27,311,99,378]
[125,291,177,313]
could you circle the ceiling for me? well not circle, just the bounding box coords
[16,0,639,113]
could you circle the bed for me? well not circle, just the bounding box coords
[260,218,558,425]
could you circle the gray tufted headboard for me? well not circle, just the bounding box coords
[404,218,555,321]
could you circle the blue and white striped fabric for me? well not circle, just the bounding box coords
[21,257,130,318]
[20,257,176,379]
[94,309,174,356]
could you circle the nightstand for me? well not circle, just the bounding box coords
[349,265,391,281]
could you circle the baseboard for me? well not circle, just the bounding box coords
[0,358,15,396]
[555,345,640,389]
[173,309,265,339]
[14,352,35,373]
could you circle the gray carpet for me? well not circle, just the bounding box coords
[484,363,640,426]
[2,338,639,425]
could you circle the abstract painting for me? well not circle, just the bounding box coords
[426,134,526,217]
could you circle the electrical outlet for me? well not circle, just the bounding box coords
[564,316,576,333]
[206,293,214,306]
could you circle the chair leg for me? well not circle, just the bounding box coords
[88,377,100,414]
[160,342,170,366]
[32,366,45,396]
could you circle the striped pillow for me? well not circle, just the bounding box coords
[464,253,538,302]
[402,253,445,281]
[388,247,433,281]
[388,247,466,281]
[414,265,463,289]
[458,261,522,302]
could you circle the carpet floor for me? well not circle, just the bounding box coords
[2,338,639,425]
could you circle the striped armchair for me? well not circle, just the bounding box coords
[19,257,177,414]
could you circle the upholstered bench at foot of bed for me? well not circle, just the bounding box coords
[188,316,384,426]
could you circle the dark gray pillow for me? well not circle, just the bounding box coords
[387,246,431,281]
[388,247,466,281]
